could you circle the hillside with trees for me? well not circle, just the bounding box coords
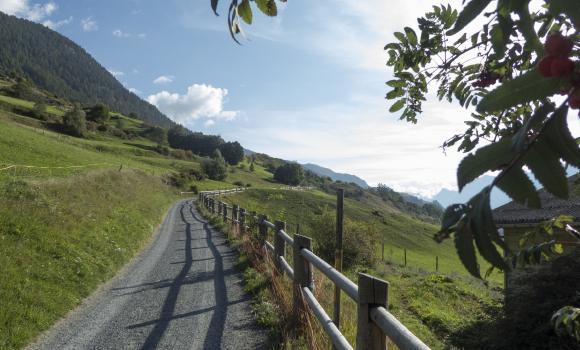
[0,12,174,128]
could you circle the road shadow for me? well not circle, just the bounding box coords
[138,202,194,349]
[188,206,229,350]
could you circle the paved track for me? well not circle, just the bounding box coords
[27,200,268,350]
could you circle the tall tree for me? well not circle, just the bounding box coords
[219,141,244,165]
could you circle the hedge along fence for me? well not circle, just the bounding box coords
[198,189,430,350]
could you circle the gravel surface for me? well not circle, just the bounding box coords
[27,200,269,350]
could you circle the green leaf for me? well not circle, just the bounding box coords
[549,0,580,28]
[386,89,404,99]
[255,0,277,16]
[447,0,492,35]
[389,99,406,112]
[386,80,406,88]
[525,140,568,199]
[469,191,510,270]
[237,0,252,24]
[404,27,418,45]
[454,218,481,278]
[544,105,580,168]
[394,32,407,45]
[440,204,469,233]
[477,69,568,113]
[211,0,219,15]
[490,24,507,57]
[512,104,555,152]
[457,138,514,191]
[496,166,541,208]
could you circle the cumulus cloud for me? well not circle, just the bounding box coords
[43,15,72,29]
[147,84,238,126]
[204,119,215,127]
[128,87,141,94]
[153,75,174,85]
[81,16,97,31]
[0,1,63,24]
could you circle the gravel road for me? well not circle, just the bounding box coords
[27,200,269,350]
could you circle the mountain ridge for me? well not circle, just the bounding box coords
[0,12,175,128]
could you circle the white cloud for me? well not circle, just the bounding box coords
[112,29,146,38]
[112,29,131,38]
[81,16,97,31]
[204,119,215,127]
[43,15,71,29]
[0,0,59,22]
[153,75,174,85]
[128,87,141,94]
[108,69,124,78]
[147,83,238,126]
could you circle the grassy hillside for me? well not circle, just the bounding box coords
[222,188,503,281]
[0,80,502,349]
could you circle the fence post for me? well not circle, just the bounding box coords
[293,234,313,318]
[436,256,439,272]
[334,188,345,331]
[259,214,268,245]
[240,208,246,234]
[404,248,407,267]
[250,211,257,232]
[356,273,389,350]
[274,220,286,272]
[218,201,223,216]
[223,204,228,221]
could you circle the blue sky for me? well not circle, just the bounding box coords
[3,0,578,198]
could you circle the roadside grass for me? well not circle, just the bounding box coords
[0,170,178,349]
[198,198,502,349]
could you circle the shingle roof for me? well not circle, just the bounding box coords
[493,174,580,225]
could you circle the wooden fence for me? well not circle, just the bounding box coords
[198,189,430,350]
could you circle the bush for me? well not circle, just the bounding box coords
[273,163,304,185]
[62,106,87,137]
[201,150,227,181]
[309,209,379,269]
[32,101,47,120]
[233,181,244,187]
[87,103,110,124]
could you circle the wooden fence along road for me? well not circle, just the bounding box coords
[198,188,430,350]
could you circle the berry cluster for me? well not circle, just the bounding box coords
[472,71,500,88]
[538,33,579,109]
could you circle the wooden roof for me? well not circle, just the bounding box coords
[493,174,580,225]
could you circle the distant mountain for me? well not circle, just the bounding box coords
[433,168,579,209]
[401,192,443,209]
[0,12,174,128]
[302,163,369,188]
[433,175,510,209]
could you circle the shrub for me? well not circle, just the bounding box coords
[233,181,244,187]
[273,163,304,185]
[309,209,379,269]
[87,103,110,124]
[62,106,87,137]
[32,101,47,120]
[201,150,227,181]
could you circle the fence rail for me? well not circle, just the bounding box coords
[198,189,430,350]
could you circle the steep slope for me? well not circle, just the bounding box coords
[0,12,174,128]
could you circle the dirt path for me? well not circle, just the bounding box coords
[27,200,268,350]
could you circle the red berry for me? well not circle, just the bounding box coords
[551,57,576,77]
[545,33,573,57]
[539,56,556,77]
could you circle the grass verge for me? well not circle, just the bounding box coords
[0,170,178,349]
